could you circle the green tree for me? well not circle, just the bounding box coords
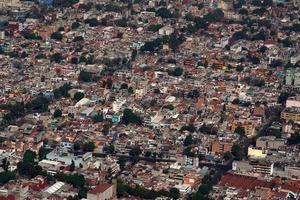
[70,160,75,172]
[231,144,244,160]
[53,109,62,118]
[1,158,9,171]
[38,146,52,160]
[223,151,233,161]
[169,188,180,199]
[164,104,174,110]
[50,53,63,63]
[114,17,127,27]
[183,134,194,146]
[71,21,80,30]
[51,32,63,40]
[156,7,173,18]
[153,88,161,94]
[73,142,81,152]
[183,147,195,157]
[117,157,127,170]
[93,113,103,123]
[0,171,15,185]
[23,149,36,163]
[73,92,84,102]
[103,144,115,154]
[83,142,95,152]
[73,36,84,42]
[122,109,142,125]
[129,146,142,157]
[234,126,245,137]
[144,151,152,157]
[181,124,196,133]
[168,67,183,77]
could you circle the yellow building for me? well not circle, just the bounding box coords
[281,108,300,122]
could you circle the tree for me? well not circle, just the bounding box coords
[117,157,127,170]
[236,65,244,72]
[231,144,244,160]
[53,109,62,118]
[73,142,81,152]
[187,89,200,99]
[154,88,161,94]
[71,21,80,30]
[234,126,246,137]
[50,53,63,63]
[73,36,84,42]
[0,171,15,185]
[23,150,36,163]
[38,146,52,160]
[93,113,103,123]
[148,24,163,32]
[129,146,142,157]
[51,32,63,40]
[70,160,75,172]
[83,142,95,152]
[120,83,128,90]
[168,67,183,77]
[183,147,195,157]
[181,124,196,133]
[169,188,180,199]
[223,151,233,161]
[144,151,152,157]
[128,87,134,94]
[1,158,9,171]
[102,124,110,136]
[103,144,115,154]
[26,96,50,112]
[183,134,194,146]
[71,57,78,64]
[164,104,174,110]
[115,17,127,27]
[122,109,142,125]
[156,7,173,18]
[73,92,84,102]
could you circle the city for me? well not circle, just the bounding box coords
[0,0,300,199]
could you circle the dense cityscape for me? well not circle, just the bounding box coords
[0,0,300,199]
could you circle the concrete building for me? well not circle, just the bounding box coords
[87,183,115,200]
[232,160,274,176]
[281,107,300,122]
[0,0,19,8]
[291,53,300,65]
[248,146,267,159]
[211,139,232,154]
[285,69,300,87]
[256,136,286,150]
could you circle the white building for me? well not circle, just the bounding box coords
[112,98,126,112]
[158,26,174,36]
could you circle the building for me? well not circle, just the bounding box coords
[285,69,300,87]
[255,136,286,150]
[286,96,300,108]
[232,160,274,176]
[158,26,174,36]
[281,107,300,122]
[0,0,19,8]
[87,183,115,200]
[211,139,232,154]
[247,146,267,159]
[291,53,300,65]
